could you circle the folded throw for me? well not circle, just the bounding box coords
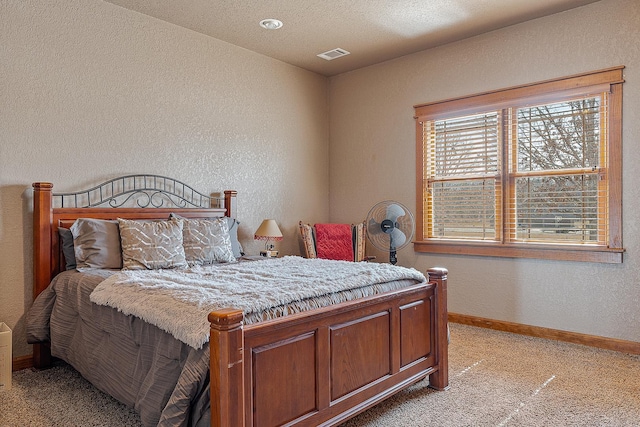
[314,223,353,261]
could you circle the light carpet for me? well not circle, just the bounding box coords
[2,323,639,426]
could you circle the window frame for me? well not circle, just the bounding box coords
[414,67,624,263]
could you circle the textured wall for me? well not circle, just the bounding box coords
[1,0,329,357]
[4,0,639,362]
[329,0,640,342]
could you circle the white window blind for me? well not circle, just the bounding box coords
[424,112,500,240]
[509,97,606,244]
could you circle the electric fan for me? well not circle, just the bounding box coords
[365,200,415,265]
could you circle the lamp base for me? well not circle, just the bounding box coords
[260,250,279,258]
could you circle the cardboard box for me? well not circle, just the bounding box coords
[0,323,11,391]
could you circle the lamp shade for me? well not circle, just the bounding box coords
[254,219,283,241]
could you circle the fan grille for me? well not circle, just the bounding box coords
[365,201,415,252]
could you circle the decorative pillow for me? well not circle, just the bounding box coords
[172,217,236,265]
[118,218,188,270]
[170,213,243,259]
[298,222,317,259]
[70,218,122,269]
[224,217,244,258]
[58,227,77,270]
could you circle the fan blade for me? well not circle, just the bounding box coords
[389,228,406,248]
[368,217,384,234]
[386,203,405,223]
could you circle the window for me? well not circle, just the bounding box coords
[414,67,624,263]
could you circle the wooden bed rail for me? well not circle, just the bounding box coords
[32,183,54,368]
[209,267,449,427]
[208,308,245,427]
[223,190,237,220]
[33,183,55,299]
[427,267,449,390]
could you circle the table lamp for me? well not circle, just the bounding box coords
[254,219,283,257]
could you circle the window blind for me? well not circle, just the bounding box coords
[422,95,608,245]
[507,96,607,245]
[423,112,501,240]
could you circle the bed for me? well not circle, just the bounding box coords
[27,175,448,427]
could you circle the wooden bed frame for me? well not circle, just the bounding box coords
[32,176,448,427]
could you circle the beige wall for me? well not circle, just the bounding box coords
[329,0,640,342]
[3,0,639,361]
[1,0,329,357]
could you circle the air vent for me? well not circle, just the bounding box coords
[317,48,351,61]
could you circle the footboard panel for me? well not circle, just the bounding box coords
[210,277,447,427]
[252,332,318,426]
[330,310,392,401]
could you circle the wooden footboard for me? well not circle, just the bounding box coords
[209,268,448,427]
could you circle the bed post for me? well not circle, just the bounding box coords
[32,182,53,368]
[209,308,245,427]
[32,183,53,297]
[427,267,449,390]
[223,190,237,219]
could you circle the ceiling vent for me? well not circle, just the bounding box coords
[317,48,351,61]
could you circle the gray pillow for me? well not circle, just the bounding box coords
[118,218,188,270]
[169,213,243,258]
[171,217,236,265]
[58,227,77,270]
[225,217,244,258]
[70,218,122,270]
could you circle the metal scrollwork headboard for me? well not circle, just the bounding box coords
[52,174,221,209]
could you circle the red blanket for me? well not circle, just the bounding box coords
[314,223,353,261]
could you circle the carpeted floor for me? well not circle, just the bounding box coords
[2,323,639,426]
[343,324,640,426]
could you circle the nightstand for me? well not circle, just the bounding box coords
[240,255,277,261]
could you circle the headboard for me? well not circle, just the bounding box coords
[32,175,237,298]
[32,175,237,367]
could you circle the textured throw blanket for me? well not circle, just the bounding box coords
[314,223,353,261]
[90,256,426,349]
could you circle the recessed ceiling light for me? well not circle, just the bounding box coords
[259,19,283,30]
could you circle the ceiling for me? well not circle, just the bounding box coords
[103,0,601,77]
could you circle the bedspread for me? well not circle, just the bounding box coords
[90,256,426,349]
[26,269,211,427]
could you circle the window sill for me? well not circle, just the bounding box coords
[413,240,624,263]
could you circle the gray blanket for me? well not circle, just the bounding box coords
[27,269,211,427]
[90,256,427,349]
